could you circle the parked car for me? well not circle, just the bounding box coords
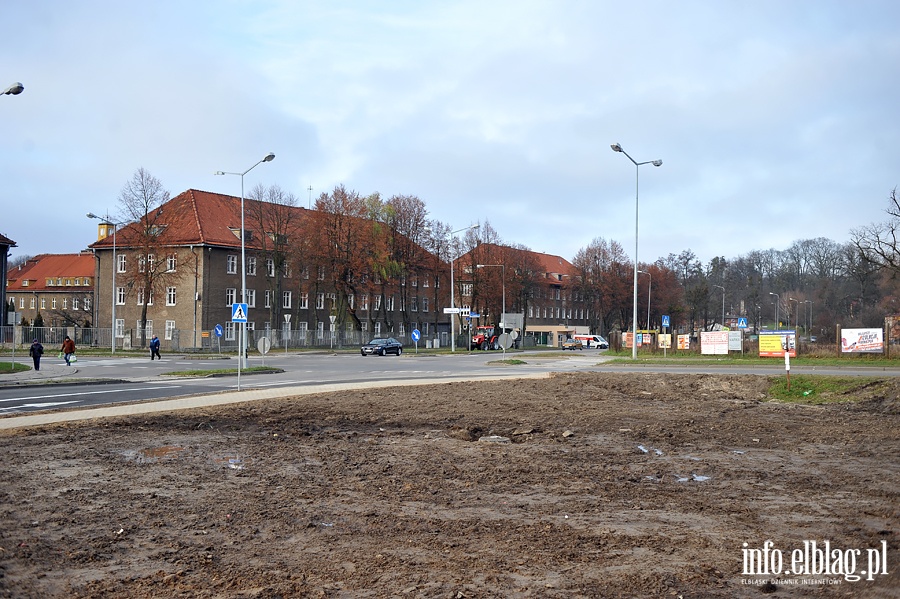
[561,338,583,350]
[360,337,403,356]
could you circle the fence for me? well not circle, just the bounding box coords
[0,326,463,353]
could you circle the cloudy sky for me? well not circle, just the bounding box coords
[3,1,898,267]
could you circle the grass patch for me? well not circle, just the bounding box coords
[488,359,528,366]
[0,362,32,375]
[767,375,889,404]
[162,366,282,377]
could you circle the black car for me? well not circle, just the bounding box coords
[360,337,403,356]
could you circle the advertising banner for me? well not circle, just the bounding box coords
[841,328,883,353]
[658,334,672,349]
[624,332,633,349]
[677,334,690,350]
[728,331,742,351]
[701,331,729,355]
[759,330,796,357]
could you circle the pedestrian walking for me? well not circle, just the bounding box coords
[61,335,76,366]
[150,335,161,360]
[29,339,44,371]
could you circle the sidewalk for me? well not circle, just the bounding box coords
[0,362,83,386]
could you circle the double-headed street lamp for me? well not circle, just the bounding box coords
[2,82,24,96]
[87,213,122,353]
[449,224,479,352]
[215,152,275,376]
[476,263,506,357]
[611,143,662,359]
[713,285,725,328]
[637,270,651,330]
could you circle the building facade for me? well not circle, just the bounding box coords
[5,253,96,328]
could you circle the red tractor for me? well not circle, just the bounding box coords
[470,325,500,350]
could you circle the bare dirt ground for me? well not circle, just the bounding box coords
[0,372,898,598]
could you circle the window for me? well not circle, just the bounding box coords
[117,254,126,273]
[84,297,91,311]
[138,256,146,273]
[316,293,324,309]
[167,254,177,272]
[227,255,238,274]
[374,295,382,311]
[361,294,369,310]
[411,274,418,287]
[301,266,309,280]
[348,294,354,309]
[246,289,256,308]
[226,288,236,305]
[63,298,69,310]
[72,298,79,310]
[116,287,126,305]
[299,292,308,309]
[266,258,275,277]
[316,322,324,340]
[386,296,395,311]
[317,266,325,280]
[225,322,236,341]
[137,287,153,305]
[137,319,153,340]
[361,321,368,333]
[282,262,291,278]
[166,287,176,306]
[40,298,46,309]
[165,320,176,340]
[422,297,429,312]
[423,277,429,288]
[265,290,272,309]
[297,322,308,343]
[19,298,24,309]
[246,257,257,276]
[461,283,473,296]
[411,296,418,312]
[282,291,292,309]
[148,254,156,272]
[115,319,125,338]
[375,322,381,335]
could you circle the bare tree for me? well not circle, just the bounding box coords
[115,168,172,347]
[852,188,900,275]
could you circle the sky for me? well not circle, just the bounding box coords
[3,0,899,267]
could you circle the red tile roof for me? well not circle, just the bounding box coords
[88,189,310,250]
[6,253,96,292]
[0,233,15,247]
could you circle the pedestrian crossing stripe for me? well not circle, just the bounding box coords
[232,303,248,322]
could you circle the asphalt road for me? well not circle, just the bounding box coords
[1,350,898,415]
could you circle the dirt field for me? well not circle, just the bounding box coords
[0,372,897,598]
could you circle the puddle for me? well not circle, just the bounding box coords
[123,445,185,464]
[637,445,663,456]
[675,473,711,483]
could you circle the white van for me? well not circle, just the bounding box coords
[573,334,609,349]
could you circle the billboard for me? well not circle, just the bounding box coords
[701,331,728,355]
[841,328,883,353]
[759,330,796,357]
[677,334,690,350]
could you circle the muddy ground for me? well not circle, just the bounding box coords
[0,372,897,598]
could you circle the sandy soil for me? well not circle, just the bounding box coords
[0,372,897,598]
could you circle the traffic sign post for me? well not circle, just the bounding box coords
[411,328,421,353]
[214,323,223,354]
[231,303,249,390]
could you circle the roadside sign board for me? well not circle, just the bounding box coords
[443,307,461,314]
[214,324,224,337]
[662,315,670,328]
[411,329,421,342]
[231,303,248,323]
[738,317,748,329]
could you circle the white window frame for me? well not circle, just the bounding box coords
[283,291,292,309]
[165,320,176,340]
[316,293,324,310]
[117,254,127,273]
[227,255,238,274]
[116,287,126,305]
[246,256,257,276]
[166,287,177,306]
[299,292,309,309]
[225,322,236,340]
[115,319,125,338]
[167,254,177,272]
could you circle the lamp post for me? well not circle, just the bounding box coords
[638,270,652,330]
[769,292,779,329]
[215,152,275,374]
[476,263,505,357]
[804,300,813,341]
[789,297,800,332]
[2,82,24,96]
[449,224,479,352]
[611,143,662,359]
[713,285,725,328]
[87,213,121,353]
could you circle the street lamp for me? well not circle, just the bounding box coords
[476,263,506,357]
[449,224,479,352]
[638,270,652,330]
[215,152,275,377]
[713,285,725,328]
[789,297,800,331]
[769,292,779,329]
[2,82,24,96]
[611,143,662,359]
[804,300,813,341]
[87,213,121,353]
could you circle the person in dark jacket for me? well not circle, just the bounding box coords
[29,339,44,371]
[61,335,76,366]
[150,335,161,360]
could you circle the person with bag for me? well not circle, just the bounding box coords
[29,339,44,371]
[149,335,161,360]
[61,335,76,366]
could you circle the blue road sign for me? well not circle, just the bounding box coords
[214,324,224,337]
[662,315,670,328]
[411,329,421,342]
[231,303,248,323]
[738,317,748,329]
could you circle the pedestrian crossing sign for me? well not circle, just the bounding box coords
[738,317,748,329]
[231,303,248,323]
